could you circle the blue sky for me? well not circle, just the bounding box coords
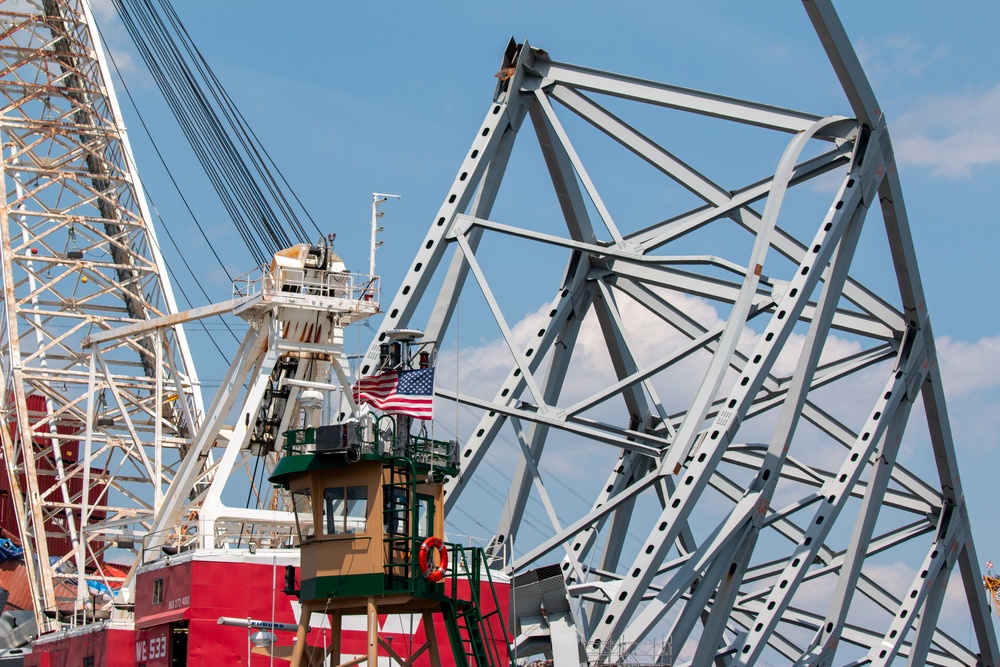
[92,0,1000,619]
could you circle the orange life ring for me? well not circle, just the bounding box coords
[418,536,448,583]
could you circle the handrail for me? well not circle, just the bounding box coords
[233,264,380,307]
[449,546,514,667]
[372,490,513,666]
[282,421,459,473]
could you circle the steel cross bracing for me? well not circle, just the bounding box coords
[0,0,203,628]
[361,3,999,666]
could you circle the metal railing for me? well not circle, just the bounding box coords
[282,417,459,473]
[138,522,297,563]
[448,545,514,667]
[233,264,380,307]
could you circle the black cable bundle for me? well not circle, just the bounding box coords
[113,0,322,266]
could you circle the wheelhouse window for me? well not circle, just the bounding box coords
[291,489,315,541]
[324,485,368,534]
[417,495,434,538]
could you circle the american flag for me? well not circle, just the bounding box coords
[988,560,994,571]
[353,368,434,420]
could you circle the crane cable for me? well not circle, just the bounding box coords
[111,0,323,266]
[116,0,270,265]
[93,18,243,366]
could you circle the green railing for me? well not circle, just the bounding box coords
[282,416,459,475]
[445,545,514,667]
[377,536,512,666]
[376,451,510,666]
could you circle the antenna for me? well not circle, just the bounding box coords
[370,192,400,277]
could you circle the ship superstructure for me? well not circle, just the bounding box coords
[269,334,509,667]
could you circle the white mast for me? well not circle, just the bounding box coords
[370,192,400,277]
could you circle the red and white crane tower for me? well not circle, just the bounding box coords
[0,0,204,629]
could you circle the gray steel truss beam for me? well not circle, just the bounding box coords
[588,116,871,659]
[805,1,999,663]
[359,11,997,664]
[533,60,829,137]
[487,96,604,566]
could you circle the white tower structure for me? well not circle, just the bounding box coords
[0,0,202,628]
[144,242,380,555]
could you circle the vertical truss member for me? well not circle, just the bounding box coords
[0,0,201,629]
[360,2,999,665]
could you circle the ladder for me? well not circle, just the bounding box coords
[442,547,512,667]
[382,458,416,591]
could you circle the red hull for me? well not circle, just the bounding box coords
[0,395,107,562]
[27,550,510,667]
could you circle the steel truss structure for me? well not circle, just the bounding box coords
[0,0,202,627]
[363,2,999,665]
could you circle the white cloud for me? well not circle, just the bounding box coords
[88,0,118,22]
[892,82,1000,178]
[925,334,1000,457]
[438,290,890,464]
[855,35,948,81]
[936,334,1000,397]
[853,34,1000,178]
[438,292,734,420]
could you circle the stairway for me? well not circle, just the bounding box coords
[441,547,512,667]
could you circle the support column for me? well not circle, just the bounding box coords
[367,597,378,667]
[329,613,341,667]
[423,611,442,667]
[291,601,312,667]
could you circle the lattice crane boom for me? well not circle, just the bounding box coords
[0,0,383,634]
[984,564,1000,621]
[0,0,203,629]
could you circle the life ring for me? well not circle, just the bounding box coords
[418,536,448,583]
